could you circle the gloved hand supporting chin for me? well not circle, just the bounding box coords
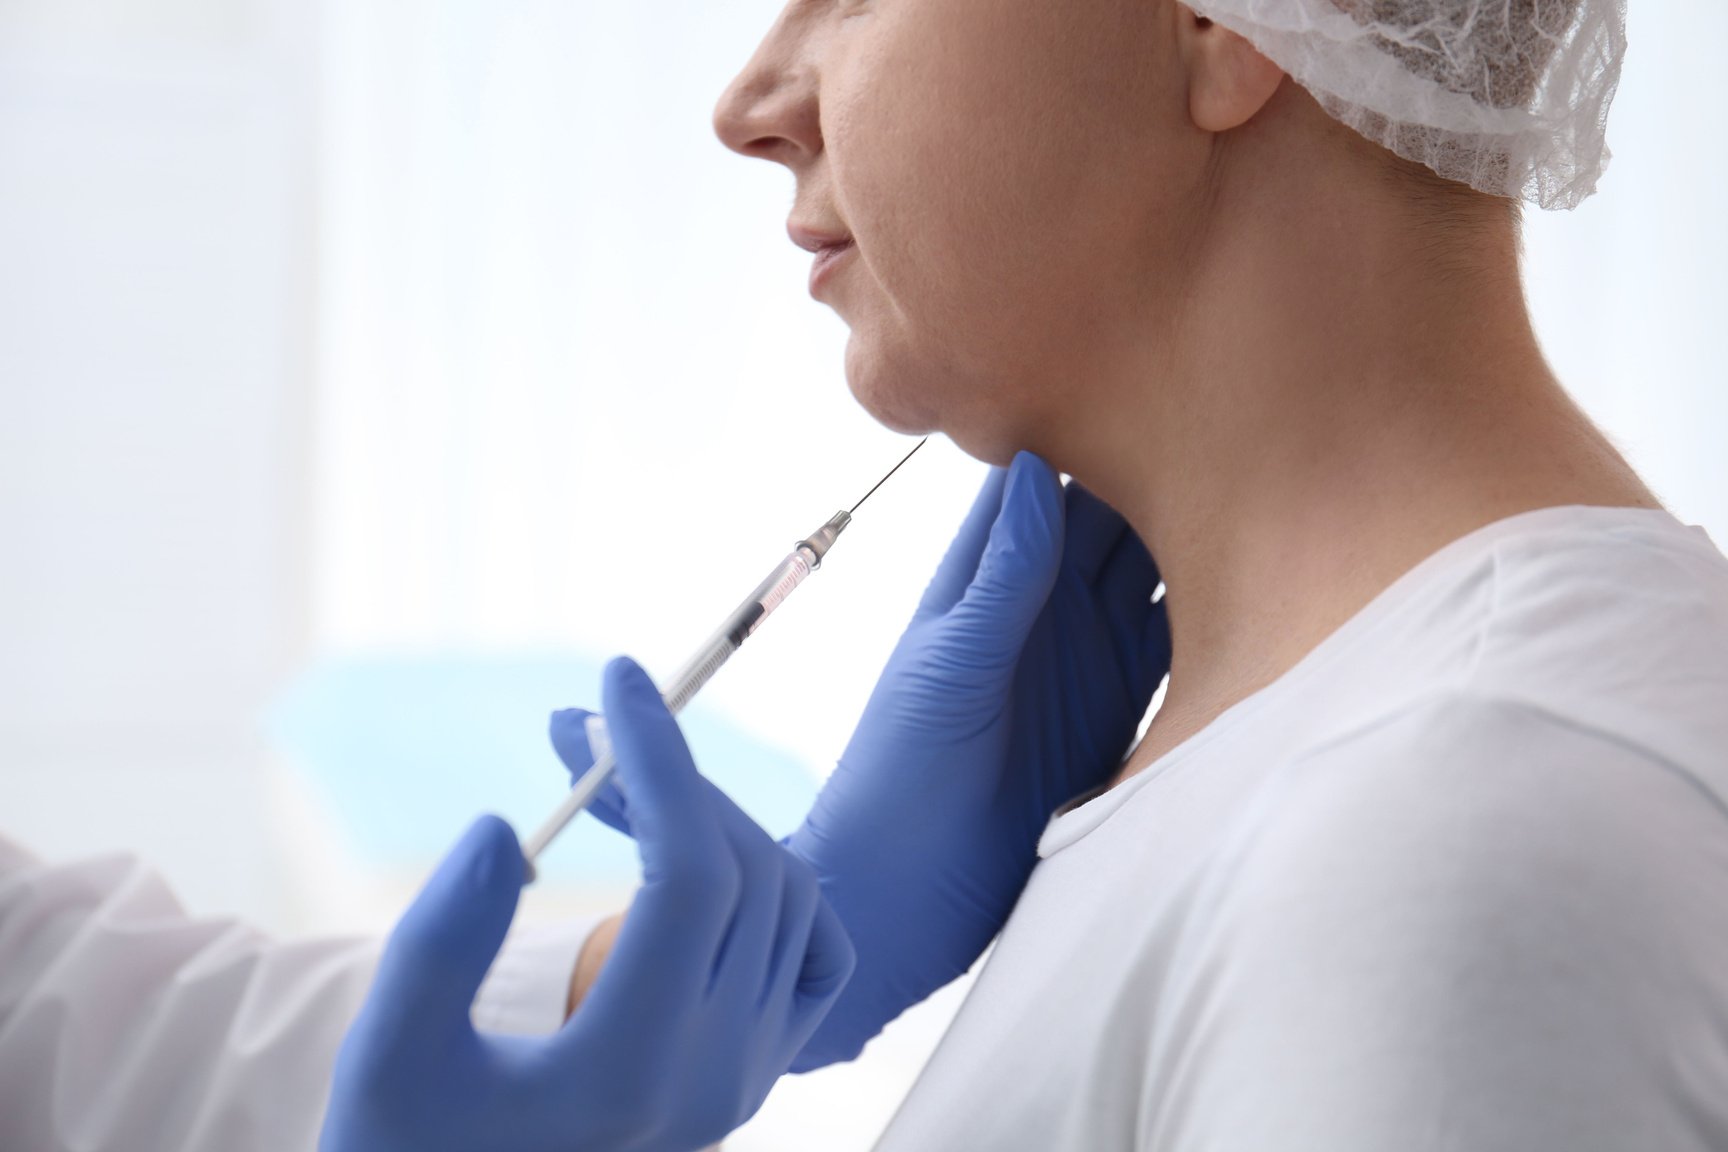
[784,452,1169,1068]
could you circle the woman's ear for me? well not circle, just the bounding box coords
[1179,8,1285,133]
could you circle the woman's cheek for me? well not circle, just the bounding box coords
[821,30,1048,439]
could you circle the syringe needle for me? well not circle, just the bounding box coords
[850,437,929,515]
[520,436,929,882]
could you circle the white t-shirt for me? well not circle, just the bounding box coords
[876,505,1728,1151]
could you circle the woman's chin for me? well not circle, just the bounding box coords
[841,335,1033,465]
[843,335,940,437]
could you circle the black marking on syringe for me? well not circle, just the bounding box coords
[729,602,765,646]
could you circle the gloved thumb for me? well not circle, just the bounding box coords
[570,657,732,1021]
[955,451,1064,642]
[367,814,523,1041]
[596,657,723,889]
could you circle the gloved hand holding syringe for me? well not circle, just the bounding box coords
[519,437,928,881]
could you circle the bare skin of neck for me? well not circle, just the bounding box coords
[1032,99,1659,788]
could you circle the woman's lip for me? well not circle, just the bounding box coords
[788,223,852,253]
[809,241,856,298]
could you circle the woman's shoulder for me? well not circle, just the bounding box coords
[1161,690,1728,1149]
[1207,691,1728,962]
[1461,505,1728,783]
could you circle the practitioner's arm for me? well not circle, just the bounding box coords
[0,832,602,1152]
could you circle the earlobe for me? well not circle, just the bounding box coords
[1184,15,1284,134]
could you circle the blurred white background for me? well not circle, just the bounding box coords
[1,0,1723,1147]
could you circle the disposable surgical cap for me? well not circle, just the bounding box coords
[1187,0,1627,209]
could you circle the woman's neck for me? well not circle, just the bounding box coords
[1046,164,1658,780]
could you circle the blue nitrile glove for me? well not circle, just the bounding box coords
[552,452,1170,1070]
[322,657,855,1152]
[784,451,1170,1066]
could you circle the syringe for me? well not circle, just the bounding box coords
[520,438,927,880]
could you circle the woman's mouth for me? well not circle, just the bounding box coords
[809,240,856,298]
[788,222,857,299]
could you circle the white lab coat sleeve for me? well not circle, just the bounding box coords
[0,835,601,1152]
[473,916,605,1037]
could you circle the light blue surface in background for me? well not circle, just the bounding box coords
[267,652,822,882]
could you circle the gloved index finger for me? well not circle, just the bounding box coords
[593,657,737,964]
[696,773,786,1006]
[917,466,1008,618]
[957,453,1063,633]
[796,888,856,1015]
[1064,481,1131,586]
[682,775,856,1063]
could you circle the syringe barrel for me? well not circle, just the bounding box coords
[663,632,738,715]
[663,547,813,710]
[738,549,816,638]
[521,512,853,881]
[519,749,618,874]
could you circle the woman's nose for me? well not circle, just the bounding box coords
[713,44,821,166]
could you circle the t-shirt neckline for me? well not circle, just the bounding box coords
[1036,502,1686,858]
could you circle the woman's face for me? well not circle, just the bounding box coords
[714,0,1208,464]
